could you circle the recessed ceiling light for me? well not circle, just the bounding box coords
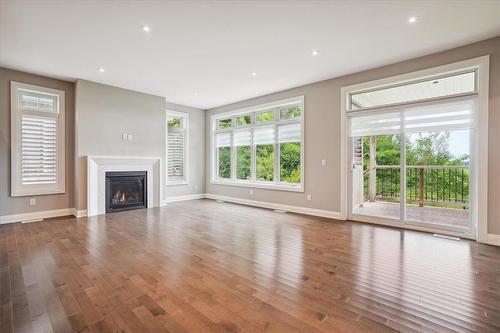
[408,16,417,23]
[194,92,199,96]
[251,72,257,76]
[97,67,104,73]
[142,25,151,33]
[312,50,319,56]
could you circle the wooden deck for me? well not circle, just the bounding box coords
[353,201,469,229]
[1,199,499,332]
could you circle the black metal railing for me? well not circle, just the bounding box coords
[363,165,469,209]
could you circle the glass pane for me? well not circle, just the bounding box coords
[256,110,276,123]
[352,134,401,220]
[20,90,58,113]
[236,115,252,126]
[236,146,251,180]
[405,130,470,229]
[167,116,183,128]
[280,142,300,183]
[218,118,232,129]
[350,71,475,110]
[256,144,274,181]
[279,105,301,120]
[218,147,231,179]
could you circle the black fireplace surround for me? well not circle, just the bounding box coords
[105,171,147,213]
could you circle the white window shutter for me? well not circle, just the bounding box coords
[21,115,58,184]
[278,123,301,143]
[167,130,185,178]
[166,111,188,184]
[11,82,65,196]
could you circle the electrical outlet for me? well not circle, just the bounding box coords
[321,159,326,166]
[122,133,128,141]
[29,198,36,206]
[250,190,254,196]
[307,194,312,201]
[194,185,198,190]
[127,134,133,141]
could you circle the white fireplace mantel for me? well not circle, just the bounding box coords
[87,156,162,217]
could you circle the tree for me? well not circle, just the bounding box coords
[280,142,301,183]
[361,131,470,208]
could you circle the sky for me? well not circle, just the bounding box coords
[448,130,470,158]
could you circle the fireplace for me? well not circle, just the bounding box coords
[105,171,147,213]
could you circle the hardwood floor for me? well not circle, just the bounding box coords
[1,199,500,333]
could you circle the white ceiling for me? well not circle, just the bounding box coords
[1,1,499,110]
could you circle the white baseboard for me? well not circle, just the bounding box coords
[72,209,88,218]
[162,193,206,206]
[487,233,500,246]
[204,193,344,220]
[0,208,75,225]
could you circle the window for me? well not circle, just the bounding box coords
[211,96,304,191]
[217,118,232,129]
[255,110,276,123]
[166,111,188,185]
[348,70,476,111]
[11,82,65,196]
[236,114,252,127]
[234,130,251,180]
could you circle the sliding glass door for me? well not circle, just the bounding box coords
[404,129,471,232]
[348,96,476,236]
[351,134,401,220]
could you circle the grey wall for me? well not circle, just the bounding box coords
[206,36,500,234]
[165,102,205,199]
[0,68,75,216]
[74,80,205,210]
[74,80,166,210]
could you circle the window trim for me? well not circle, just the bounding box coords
[166,110,189,186]
[210,96,304,192]
[10,81,66,197]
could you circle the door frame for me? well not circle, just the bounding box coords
[340,56,490,242]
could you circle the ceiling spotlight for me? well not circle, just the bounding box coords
[142,25,151,33]
[408,16,417,23]
[97,67,105,73]
[194,92,199,96]
[251,72,257,76]
[312,50,319,56]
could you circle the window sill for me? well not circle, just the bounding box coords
[210,180,304,192]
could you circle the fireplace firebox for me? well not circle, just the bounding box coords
[105,171,147,213]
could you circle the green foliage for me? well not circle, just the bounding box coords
[218,118,232,129]
[256,111,275,123]
[218,147,231,178]
[280,106,301,120]
[236,146,251,180]
[361,131,470,208]
[280,143,301,183]
[256,144,274,181]
[236,115,251,126]
[167,117,182,128]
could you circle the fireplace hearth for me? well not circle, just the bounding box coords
[105,171,147,213]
